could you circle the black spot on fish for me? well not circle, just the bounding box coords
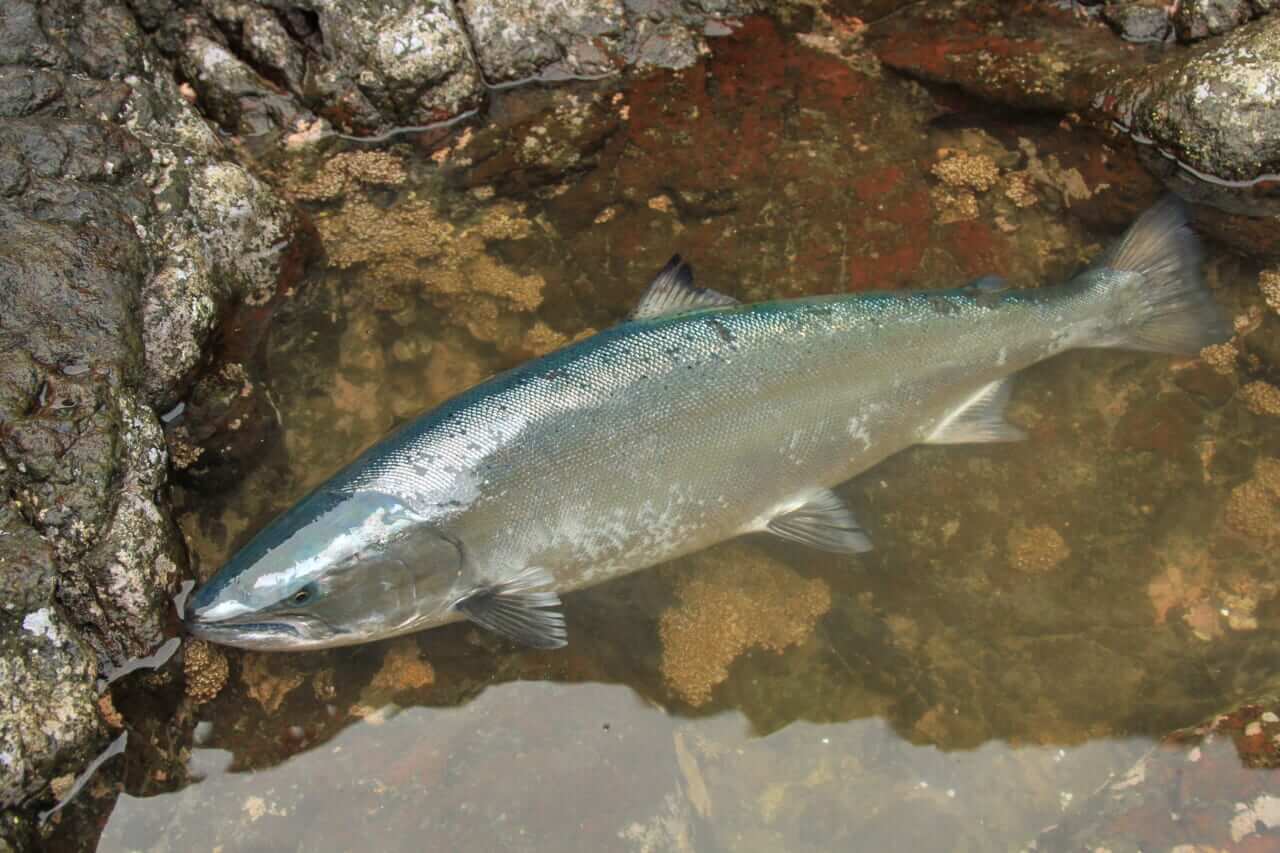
[706,317,735,346]
[926,295,961,316]
[974,290,1004,309]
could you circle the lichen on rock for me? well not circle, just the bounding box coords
[0,508,101,810]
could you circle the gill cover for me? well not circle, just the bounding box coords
[188,489,463,647]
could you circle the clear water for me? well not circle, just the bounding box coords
[86,16,1280,853]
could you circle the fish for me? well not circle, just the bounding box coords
[185,197,1228,651]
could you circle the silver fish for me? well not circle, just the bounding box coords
[186,198,1227,651]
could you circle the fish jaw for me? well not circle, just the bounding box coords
[183,613,312,651]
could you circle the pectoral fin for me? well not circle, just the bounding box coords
[926,378,1026,444]
[453,567,567,649]
[765,489,872,554]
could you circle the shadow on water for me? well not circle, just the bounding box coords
[70,15,1280,853]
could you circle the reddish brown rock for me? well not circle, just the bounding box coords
[872,0,1142,113]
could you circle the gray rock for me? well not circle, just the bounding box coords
[1103,0,1172,42]
[0,0,301,834]
[629,18,704,69]
[296,0,483,131]
[176,20,313,136]
[1174,0,1275,41]
[0,507,102,811]
[143,0,756,136]
[1100,13,1280,184]
[458,0,628,82]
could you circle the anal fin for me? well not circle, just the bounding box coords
[926,378,1026,445]
[765,488,872,554]
[452,567,567,649]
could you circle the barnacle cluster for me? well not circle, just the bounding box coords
[183,639,229,705]
[1240,380,1280,417]
[659,545,831,707]
[1225,458,1280,543]
[1007,524,1070,574]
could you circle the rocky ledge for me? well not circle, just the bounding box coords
[0,0,298,841]
[142,0,762,137]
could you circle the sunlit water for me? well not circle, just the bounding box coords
[87,16,1280,853]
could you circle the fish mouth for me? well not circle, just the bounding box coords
[184,612,328,651]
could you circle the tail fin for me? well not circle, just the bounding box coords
[1090,196,1230,354]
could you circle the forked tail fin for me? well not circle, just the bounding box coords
[1088,196,1230,354]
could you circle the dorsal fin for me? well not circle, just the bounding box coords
[630,255,738,320]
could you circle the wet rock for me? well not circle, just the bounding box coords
[1103,0,1173,42]
[1174,0,1277,41]
[458,0,628,82]
[872,0,1139,113]
[205,2,307,94]
[1093,14,1280,255]
[1097,15,1280,189]
[0,506,103,811]
[175,22,312,137]
[0,0,301,833]
[296,0,482,131]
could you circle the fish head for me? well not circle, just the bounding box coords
[185,489,464,650]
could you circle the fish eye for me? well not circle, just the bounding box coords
[292,588,311,605]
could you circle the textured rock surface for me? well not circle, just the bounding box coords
[1175,0,1276,41]
[1103,0,1173,42]
[1098,13,1280,184]
[1093,13,1280,254]
[0,0,298,836]
[459,0,629,82]
[872,0,1141,112]
[141,0,757,135]
[0,508,101,811]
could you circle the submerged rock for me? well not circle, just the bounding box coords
[1035,696,1280,850]
[872,0,1139,112]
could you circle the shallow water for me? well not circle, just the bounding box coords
[85,16,1280,853]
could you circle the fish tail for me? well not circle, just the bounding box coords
[1080,196,1230,354]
